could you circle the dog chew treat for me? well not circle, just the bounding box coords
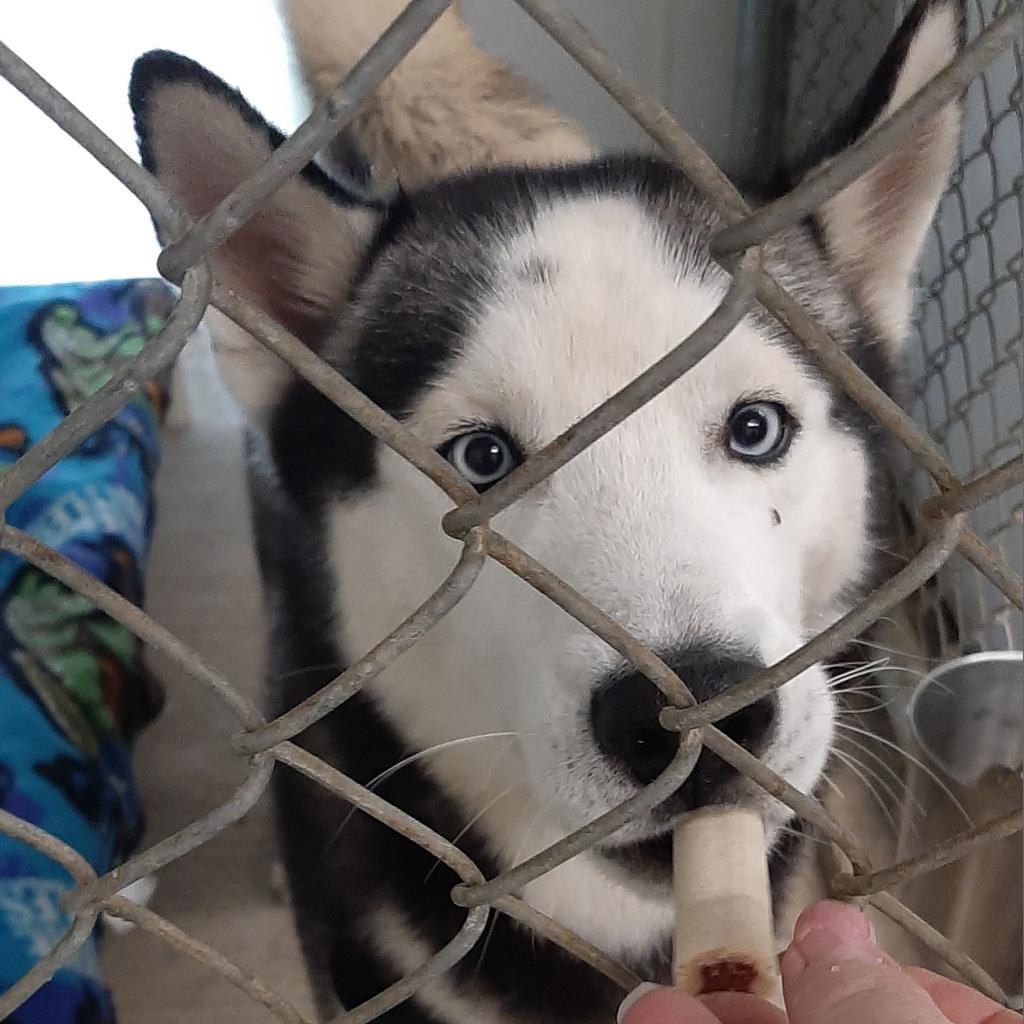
[673,807,779,1000]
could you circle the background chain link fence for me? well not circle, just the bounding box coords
[785,0,894,153]
[788,0,1023,657]
[1,1,1022,1020]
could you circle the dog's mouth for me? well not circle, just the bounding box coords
[596,809,801,899]
[598,830,674,887]
[590,778,770,880]
[589,801,695,891]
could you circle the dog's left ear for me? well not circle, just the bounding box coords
[813,0,963,354]
[129,51,380,415]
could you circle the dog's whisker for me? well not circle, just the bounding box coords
[865,542,912,564]
[827,659,889,688]
[830,747,901,837]
[474,793,554,976]
[476,737,519,800]
[364,732,520,794]
[839,682,910,694]
[872,613,932,644]
[873,665,928,680]
[829,655,889,674]
[474,910,502,978]
[848,636,937,665]
[835,732,925,823]
[776,823,828,849]
[320,732,520,858]
[424,781,526,883]
[834,722,972,826]
[268,660,346,685]
[818,769,845,801]
[826,658,888,671]
[836,699,896,715]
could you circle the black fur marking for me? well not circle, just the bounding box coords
[516,256,555,286]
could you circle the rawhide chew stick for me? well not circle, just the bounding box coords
[673,806,779,1000]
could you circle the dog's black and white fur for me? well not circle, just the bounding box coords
[129,2,963,1019]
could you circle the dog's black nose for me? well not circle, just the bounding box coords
[590,649,774,797]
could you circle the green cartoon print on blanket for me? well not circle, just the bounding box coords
[4,555,146,758]
[37,302,147,410]
[30,289,170,419]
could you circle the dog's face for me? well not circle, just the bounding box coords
[132,0,960,955]
[335,182,861,851]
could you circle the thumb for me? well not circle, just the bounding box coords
[782,902,949,1024]
[619,984,786,1024]
[618,985,723,1024]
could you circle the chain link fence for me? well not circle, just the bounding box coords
[904,0,1023,656]
[788,0,1023,658]
[0,1,1022,1020]
[785,0,895,154]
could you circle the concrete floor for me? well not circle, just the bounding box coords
[101,334,315,1023]
[99,335,1020,1021]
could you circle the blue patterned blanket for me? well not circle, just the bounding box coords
[0,280,172,1023]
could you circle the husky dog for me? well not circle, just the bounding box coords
[129,1,962,1019]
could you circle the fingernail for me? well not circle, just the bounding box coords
[617,982,662,1023]
[793,901,872,945]
[792,922,883,973]
[782,901,884,982]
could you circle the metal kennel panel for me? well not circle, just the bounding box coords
[0,1,1022,1020]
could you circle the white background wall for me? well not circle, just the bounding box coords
[0,1,742,286]
[0,1,304,286]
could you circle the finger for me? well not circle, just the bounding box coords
[905,967,1023,1024]
[618,985,723,1024]
[700,991,789,1024]
[782,900,949,1024]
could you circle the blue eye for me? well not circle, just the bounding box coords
[442,429,519,490]
[727,401,792,463]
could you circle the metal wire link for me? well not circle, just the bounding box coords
[712,4,1024,256]
[0,0,1022,1019]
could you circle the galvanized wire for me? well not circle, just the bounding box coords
[784,0,894,159]
[786,0,1024,657]
[0,0,1022,1019]
[901,0,1024,655]
[715,3,1024,256]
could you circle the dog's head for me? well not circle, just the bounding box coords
[131,0,961,949]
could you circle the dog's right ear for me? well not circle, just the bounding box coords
[130,51,379,415]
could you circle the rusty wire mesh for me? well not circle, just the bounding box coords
[0,0,1022,1020]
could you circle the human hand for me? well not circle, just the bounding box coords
[618,901,1021,1024]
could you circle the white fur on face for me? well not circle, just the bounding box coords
[328,195,867,957]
